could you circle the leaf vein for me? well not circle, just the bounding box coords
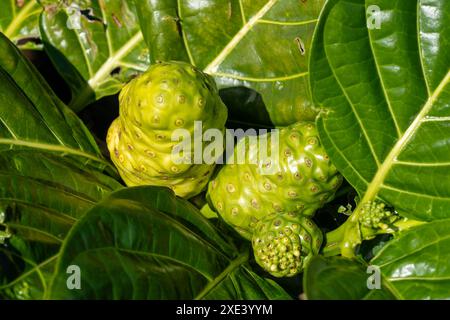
[211,71,308,82]
[203,0,278,74]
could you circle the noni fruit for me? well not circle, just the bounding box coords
[252,212,323,277]
[207,121,342,239]
[107,61,228,198]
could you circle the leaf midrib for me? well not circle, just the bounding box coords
[6,223,63,244]
[1,198,78,223]
[4,0,38,37]
[203,0,278,74]
[138,201,232,261]
[99,0,114,56]
[68,30,144,111]
[58,246,214,282]
[87,31,144,89]
[194,252,248,300]
[213,71,308,82]
[0,138,111,169]
[389,276,450,282]
[359,70,450,206]
[116,247,213,281]
[0,252,57,295]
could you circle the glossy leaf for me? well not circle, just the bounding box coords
[0,0,42,49]
[310,0,450,221]
[0,251,57,299]
[306,220,450,300]
[135,0,326,126]
[304,256,395,300]
[0,152,121,243]
[0,33,122,298]
[371,219,450,300]
[0,33,115,171]
[48,187,291,299]
[40,0,150,111]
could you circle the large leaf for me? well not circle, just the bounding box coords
[304,256,395,300]
[305,220,450,299]
[0,33,122,298]
[0,251,57,299]
[40,0,149,111]
[310,0,450,221]
[0,32,106,161]
[0,0,42,49]
[135,0,325,126]
[48,187,291,300]
[371,219,450,300]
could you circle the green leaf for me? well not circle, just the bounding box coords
[48,187,291,299]
[135,0,326,126]
[0,250,57,300]
[200,266,291,300]
[304,255,395,300]
[0,0,42,50]
[306,220,450,299]
[0,152,121,243]
[371,219,450,300]
[0,33,122,298]
[0,32,107,162]
[310,0,450,221]
[40,0,150,111]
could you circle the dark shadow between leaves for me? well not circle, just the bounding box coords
[219,86,275,130]
[22,49,72,104]
[39,41,96,111]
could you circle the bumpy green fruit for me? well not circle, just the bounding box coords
[107,61,227,198]
[252,213,322,277]
[207,121,342,239]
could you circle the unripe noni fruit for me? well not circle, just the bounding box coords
[107,61,228,198]
[207,121,342,239]
[252,212,323,277]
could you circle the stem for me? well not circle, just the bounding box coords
[322,223,347,257]
[340,215,361,258]
[5,1,38,38]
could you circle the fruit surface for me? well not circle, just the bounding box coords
[252,213,323,277]
[207,121,342,239]
[107,61,228,198]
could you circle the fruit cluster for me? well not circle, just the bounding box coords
[107,61,342,277]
